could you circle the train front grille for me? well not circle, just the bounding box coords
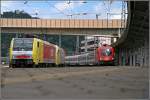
[12,59,33,65]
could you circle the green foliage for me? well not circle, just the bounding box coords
[1,10,39,19]
[1,33,16,57]
[61,35,76,55]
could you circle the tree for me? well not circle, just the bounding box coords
[1,10,39,19]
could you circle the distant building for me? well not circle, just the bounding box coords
[80,35,118,53]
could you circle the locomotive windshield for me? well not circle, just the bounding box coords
[13,38,33,51]
[101,48,112,56]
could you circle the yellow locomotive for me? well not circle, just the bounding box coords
[9,38,65,67]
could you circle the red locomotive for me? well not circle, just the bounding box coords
[97,44,115,65]
[65,44,115,65]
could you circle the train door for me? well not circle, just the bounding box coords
[38,41,43,64]
[36,41,40,64]
[58,49,61,65]
[33,40,39,65]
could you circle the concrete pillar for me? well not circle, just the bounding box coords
[119,48,122,65]
[122,49,125,66]
[118,28,121,37]
[15,33,18,38]
[85,35,87,52]
[127,49,130,65]
[133,48,136,66]
[134,48,139,66]
[119,49,123,66]
[133,55,135,66]
[131,50,134,66]
[76,35,79,54]
[43,34,46,41]
[144,39,149,67]
[121,49,123,66]
[137,48,140,66]
[141,47,145,67]
[124,49,127,66]
[129,54,132,66]
[120,48,125,66]
[125,48,129,65]
[139,47,143,66]
[143,45,146,66]
[122,49,126,66]
[124,49,126,66]
[59,34,61,47]
[129,49,132,66]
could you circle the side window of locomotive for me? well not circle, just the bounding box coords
[87,41,94,45]
[101,49,112,56]
[81,49,85,53]
[37,42,39,48]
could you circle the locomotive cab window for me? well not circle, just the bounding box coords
[13,38,33,51]
[37,42,39,47]
[87,41,95,45]
[101,48,112,56]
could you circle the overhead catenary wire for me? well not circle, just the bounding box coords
[21,0,125,20]
[46,0,88,19]
[45,1,69,17]
[23,1,68,18]
[22,1,102,19]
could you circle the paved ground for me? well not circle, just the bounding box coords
[1,66,149,99]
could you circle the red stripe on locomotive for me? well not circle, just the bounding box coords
[43,44,55,60]
[16,55,30,59]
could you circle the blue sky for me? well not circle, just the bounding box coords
[1,0,127,19]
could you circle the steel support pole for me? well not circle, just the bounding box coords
[76,35,79,54]
[59,34,61,47]
[0,31,2,65]
[107,13,108,28]
[15,33,18,38]
[85,35,87,64]
[85,35,87,52]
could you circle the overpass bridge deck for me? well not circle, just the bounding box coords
[1,18,126,29]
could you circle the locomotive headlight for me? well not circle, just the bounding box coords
[12,55,16,59]
[100,58,102,60]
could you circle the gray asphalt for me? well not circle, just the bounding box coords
[1,66,149,99]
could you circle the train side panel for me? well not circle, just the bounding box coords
[65,50,97,65]
[33,39,56,65]
[39,40,43,64]
[43,43,56,64]
[32,38,39,65]
[9,38,65,67]
[55,46,59,65]
[9,38,14,65]
[55,46,65,66]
